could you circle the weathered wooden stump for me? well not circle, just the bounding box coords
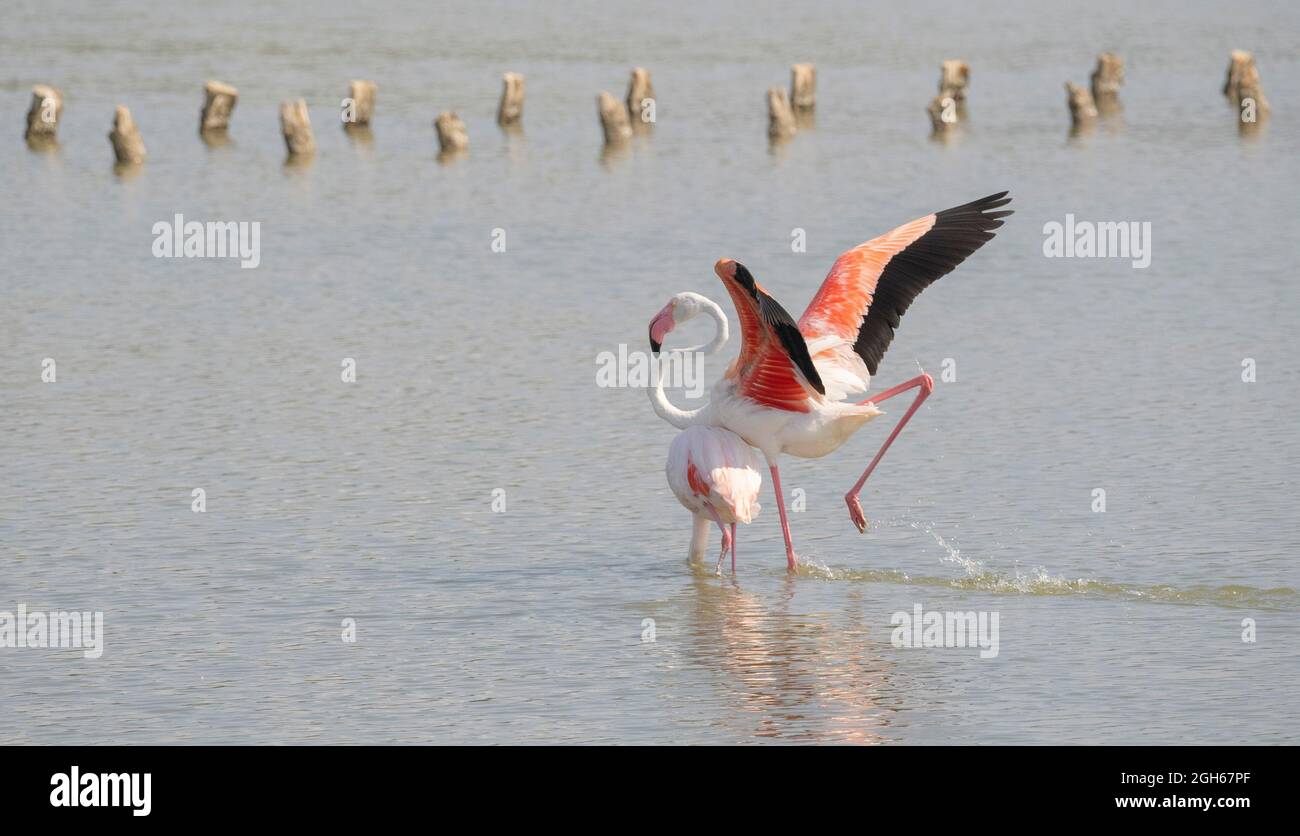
[598,91,632,145]
[626,68,655,128]
[1066,82,1098,132]
[1090,53,1123,109]
[939,59,970,113]
[435,111,469,154]
[25,85,63,144]
[108,105,147,164]
[497,72,525,127]
[279,99,316,157]
[200,80,238,134]
[1224,50,1269,117]
[767,87,797,141]
[1223,50,1254,98]
[790,63,816,112]
[345,80,377,126]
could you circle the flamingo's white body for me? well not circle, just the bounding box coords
[676,377,882,461]
[665,425,763,573]
[649,192,1012,571]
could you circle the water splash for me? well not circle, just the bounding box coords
[792,518,1299,611]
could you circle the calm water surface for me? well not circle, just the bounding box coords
[2,0,1298,744]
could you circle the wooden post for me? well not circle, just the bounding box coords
[1223,50,1253,98]
[435,111,469,154]
[108,105,147,164]
[1224,50,1268,116]
[939,60,970,113]
[767,87,796,141]
[626,68,655,128]
[1066,82,1098,132]
[25,85,63,144]
[790,63,816,112]
[1090,53,1123,109]
[200,81,238,133]
[345,80,377,126]
[279,99,316,157]
[498,73,525,127]
[598,92,632,145]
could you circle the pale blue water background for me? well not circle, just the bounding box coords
[1,0,1298,743]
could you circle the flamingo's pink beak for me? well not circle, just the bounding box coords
[648,301,676,354]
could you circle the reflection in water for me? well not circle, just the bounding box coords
[437,147,469,165]
[200,128,232,148]
[113,161,144,181]
[1238,115,1267,140]
[343,123,374,146]
[1067,121,1095,142]
[599,141,630,169]
[502,125,526,165]
[767,135,794,158]
[26,135,59,153]
[283,151,315,173]
[683,571,892,743]
[929,124,961,146]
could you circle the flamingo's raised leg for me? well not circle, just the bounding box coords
[704,506,732,575]
[845,373,934,533]
[766,460,799,572]
[729,523,737,573]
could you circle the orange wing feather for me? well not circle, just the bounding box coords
[715,259,817,413]
[799,214,935,344]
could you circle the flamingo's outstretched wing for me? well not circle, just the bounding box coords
[799,192,1012,379]
[715,258,824,413]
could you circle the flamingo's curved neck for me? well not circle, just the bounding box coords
[675,296,729,357]
[649,356,704,429]
[648,295,728,430]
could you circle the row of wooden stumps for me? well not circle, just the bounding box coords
[20,75,499,162]
[22,51,1273,163]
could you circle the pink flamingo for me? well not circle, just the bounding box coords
[649,192,1012,571]
[666,425,763,574]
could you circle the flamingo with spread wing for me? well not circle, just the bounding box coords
[649,192,1012,571]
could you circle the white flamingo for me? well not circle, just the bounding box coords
[648,192,1012,571]
[666,425,763,574]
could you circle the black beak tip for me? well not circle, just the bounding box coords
[649,338,661,355]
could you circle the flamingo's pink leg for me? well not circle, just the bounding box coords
[729,523,737,573]
[766,462,799,572]
[704,505,732,574]
[845,373,934,533]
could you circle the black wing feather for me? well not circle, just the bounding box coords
[853,191,1012,375]
[757,289,826,396]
